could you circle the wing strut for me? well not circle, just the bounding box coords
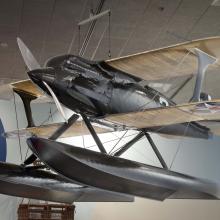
[145,133,168,169]
[23,114,79,166]
[81,114,107,154]
[191,48,217,102]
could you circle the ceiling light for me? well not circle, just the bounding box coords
[0,42,8,48]
[78,9,110,26]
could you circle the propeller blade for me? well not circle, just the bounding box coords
[17,37,41,71]
[43,81,68,123]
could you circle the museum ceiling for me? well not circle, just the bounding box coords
[1,0,220,90]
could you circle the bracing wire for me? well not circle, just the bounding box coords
[24,145,30,161]
[12,92,23,162]
[108,130,128,154]
[33,0,58,127]
[108,132,159,166]
[39,108,57,126]
[9,0,25,164]
[169,121,191,169]
[85,132,138,150]
[169,106,199,169]
[90,8,111,59]
[48,104,54,122]
[91,21,108,60]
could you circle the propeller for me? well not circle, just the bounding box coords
[17,37,41,71]
[17,37,68,123]
[43,81,68,123]
[17,37,69,166]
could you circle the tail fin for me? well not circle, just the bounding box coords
[0,119,6,162]
[191,48,217,102]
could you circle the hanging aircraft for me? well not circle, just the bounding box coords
[1,36,220,203]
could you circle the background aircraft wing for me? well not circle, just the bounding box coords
[0,79,51,103]
[0,162,133,203]
[11,79,43,97]
[102,99,220,129]
[106,37,220,81]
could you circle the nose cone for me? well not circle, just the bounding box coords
[28,70,42,83]
[28,68,56,95]
[28,68,55,85]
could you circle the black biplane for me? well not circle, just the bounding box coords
[1,36,220,203]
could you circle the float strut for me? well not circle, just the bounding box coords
[49,114,79,140]
[113,131,145,156]
[145,133,168,169]
[81,114,107,154]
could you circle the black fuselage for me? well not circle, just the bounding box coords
[29,55,167,116]
[28,55,210,139]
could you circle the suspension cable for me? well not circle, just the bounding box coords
[39,0,57,65]
[108,11,111,58]
[68,0,89,54]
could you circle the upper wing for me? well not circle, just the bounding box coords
[106,37,220,81]
[103,100,220,129]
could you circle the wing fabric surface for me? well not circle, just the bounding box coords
[0,162,133,203]
[27,137,220,201]
[5,121,111,139]
[12,79,43,97]
[103,100,220,129]
[106,37,220,81]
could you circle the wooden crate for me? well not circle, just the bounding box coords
[17,204,75,220]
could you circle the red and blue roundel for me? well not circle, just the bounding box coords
[0,119,6,162]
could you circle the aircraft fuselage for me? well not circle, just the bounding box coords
[28,55,209,139]
[29,55,169,116]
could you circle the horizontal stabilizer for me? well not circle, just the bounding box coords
[27,137,220,201]
[0,162,133,203]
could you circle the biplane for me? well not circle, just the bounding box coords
[1,36,220,203]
